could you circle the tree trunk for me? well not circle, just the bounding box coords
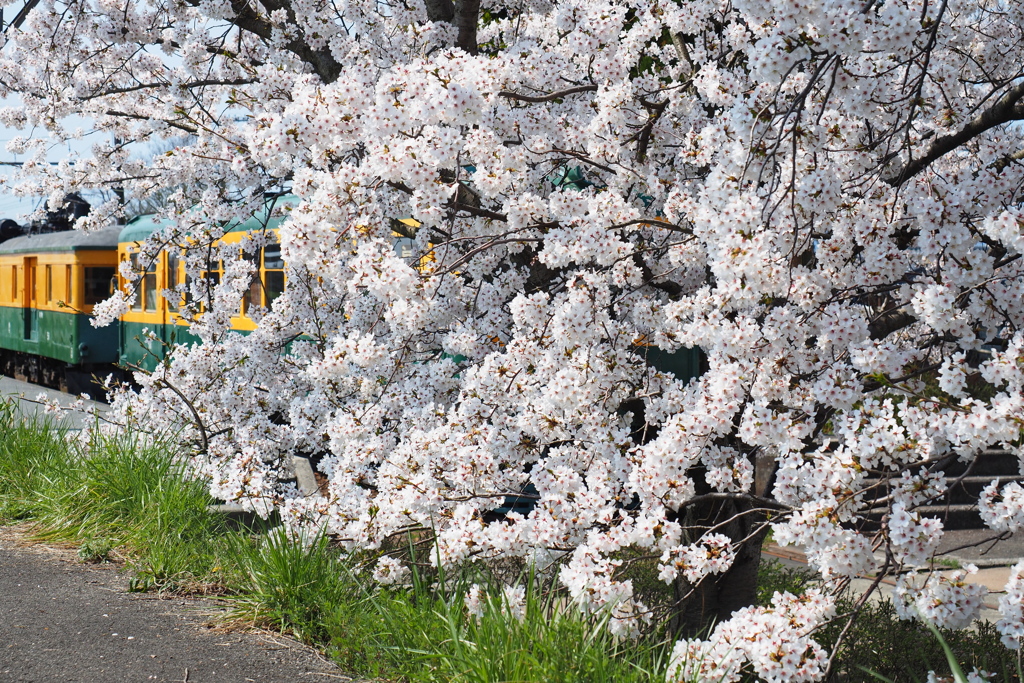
[671,496,767,636]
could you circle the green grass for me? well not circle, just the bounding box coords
[0,400,76,521]
[0,398,229,589]
[327,572,454,680]
[321,561,672,683]
[223,528,355,642]
[427,578,669,683]
[1,398,1020,683]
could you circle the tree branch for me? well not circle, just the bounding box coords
[82,77,254,100]
[634,98,668,163]
[2,0,41,35]
[868,309,916,340]
[104,109,199,134]
[498,85,598,103]
[885,79,1024,186]
[424,0,454,21]
[180,0,342,83]
[451,201,507,222]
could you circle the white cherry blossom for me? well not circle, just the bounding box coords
[4,0,1024,676]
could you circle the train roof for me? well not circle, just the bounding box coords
[0,224,123,255]
[119,196,299,244]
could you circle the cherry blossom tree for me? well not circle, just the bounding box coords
[4,0,1024,677]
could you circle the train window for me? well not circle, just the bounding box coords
[10,266,17,302]
[65,265,72,305]
[241,247,262,316]
[144,258,158,312]
[166,251,181,312]
[45,265,53,303]
[128,253,142,310]
[198,259,223,311]
[202,262,222,287]
[127,252,159,312]
[263,242,284,305]
[84,267,116,306]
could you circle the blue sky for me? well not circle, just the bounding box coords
[0,92,100,221]
[0,2,82,220]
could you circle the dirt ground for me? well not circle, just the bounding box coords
[0,525,356,683]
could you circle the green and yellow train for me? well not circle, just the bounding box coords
[0,225,122,392]
[114,210,288,373]
[0,203,294,394]
[0,198,701,398]
[0,200,426,396]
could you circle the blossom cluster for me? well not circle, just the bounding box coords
[893,568,987,631]
[667,590,835,683]
[996,561,1024,649]
[3,0,1024,677]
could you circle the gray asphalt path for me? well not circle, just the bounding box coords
[0,375,108,430]
[0,527,354,683]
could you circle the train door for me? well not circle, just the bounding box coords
[22,257,37,340]
[158,252,175,351]
[117,251,129,365]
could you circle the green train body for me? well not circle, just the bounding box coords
[0,226,122,391]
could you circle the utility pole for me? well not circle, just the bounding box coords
[112,134,126,225]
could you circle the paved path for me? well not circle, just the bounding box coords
[936,528,1024,567]
[0,526,354,683]
[0,375,108,430]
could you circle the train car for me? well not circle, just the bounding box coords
[116,201,425,373]
[2,193,700,400]
[116,204,290,372]
[0,224,122,392]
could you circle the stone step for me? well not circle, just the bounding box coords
[924,449,1020,478]
[856,448,1022,534]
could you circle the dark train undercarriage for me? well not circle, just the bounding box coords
[0,350,122,402]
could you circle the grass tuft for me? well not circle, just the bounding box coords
[223,528,354,643]
[427,579,669,683]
